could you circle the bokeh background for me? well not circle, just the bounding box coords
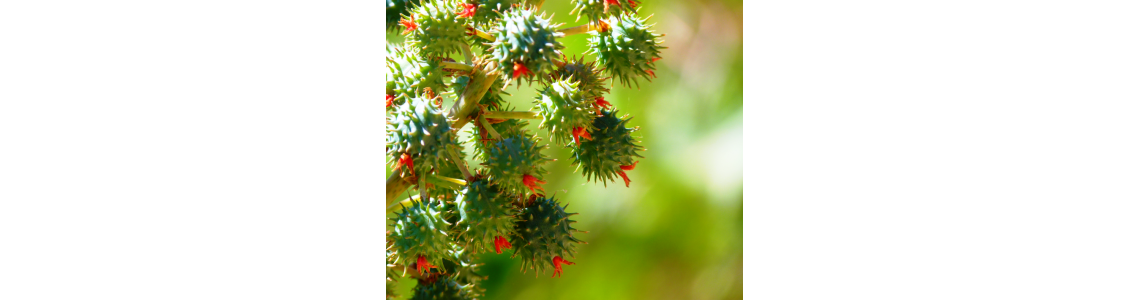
[387,0,742,298]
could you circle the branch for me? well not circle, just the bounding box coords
[558,24,594,37]
[483,110,539,120]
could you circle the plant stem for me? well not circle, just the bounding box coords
[478,114,501,140]
[446,147,473,180]
[440,61,473,72]
[461,44,473,64]
[469,27,495,42]
[558,24,593,37]
[483,110,539,120]
[427,174,467,190]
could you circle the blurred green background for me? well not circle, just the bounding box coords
[388,0,742,298]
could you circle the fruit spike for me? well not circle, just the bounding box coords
[551,256,575,278]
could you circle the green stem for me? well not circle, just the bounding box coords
[558,24,593,37]
[470,27,495,42]
[427,174,467,190]
[483,110,540,120]
[461,44,474,65]
[478,114,501,140]
[440,61,473,72]
[446,147,473,180]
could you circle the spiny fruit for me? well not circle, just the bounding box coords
[387,45,447,108]
[453,178,518,254]
[410,275,475,300]
[464,0,522,26]
[569,0,639,26]
[390,200,458,275]
[404,0,472,58]
[511,195,583,278]
[386,95,462,179]
[535,78,595,146]
[552,56,609,99]
[588,14,665,88]
[571,108,643,187]
[483,133,550,195]
[487,7,564,86]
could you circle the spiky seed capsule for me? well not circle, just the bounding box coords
[410,275,475,300]
[552,56,610,99]
[511,196,582,277]
[571,108,643,186]
[387,45,447,107]
[387,0,424,33]
[467,0,523,26]
[405,0,472,58]
[536,79,595,146]
[487,7,565,86]
[390,201,458,274]
[483,133,550,196]
[454,179,518,254]
[569,0,638,26]
[588,14,665,88]
[386,95,461,179]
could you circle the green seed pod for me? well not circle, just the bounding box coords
[571,108,643,186]
[569,0,637,26]
[511,196,583,277]
[405,0,471,58]
[536,79,595,146]
[487,7,564,86]
[483,134,550,195]
[390,200,458,274]
[387,250,400,299]
[410,275,475,300]
[387,45,447,107]
[386,95,461,179]
[587,14,665,88]
[454,179,518,254]
[552,56,609,99]
[468,0,522,26]
[387,0,423,33]
[440,245,486,297]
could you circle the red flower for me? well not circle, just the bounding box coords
[512,62,532,78]
[398,153,416,177]
[522,174,546,194]
[551,256,575,278]
[592,97,612,114]
[399,16,418,35]
[417,255,437,274]
[386,94,395,108]
[628,0,638,7]
[617,161,637,187]
[493,236,512,254]
[572,126,592,146]
[457,3,476,18]
[606,0,620,6]
[645,70,656,78]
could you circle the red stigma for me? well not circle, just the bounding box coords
[386,94,395,108]
[417,255,437,274]
[645,70,656,78]
[617,161,636,187]
[398,153,416,177]
[628,0,638,7]
[522,174,546,194]
[457,3,476,18]
[512,62,532,78]
[571,126,592,146]
[592,97,612,113]
[398,16,418,35]
[552,256,575,278]
[493,236,513,254]
[605,0,621,6]
[651,57,661,63]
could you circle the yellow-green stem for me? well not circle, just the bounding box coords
[558,24,593,37]
[483,110,539,120]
